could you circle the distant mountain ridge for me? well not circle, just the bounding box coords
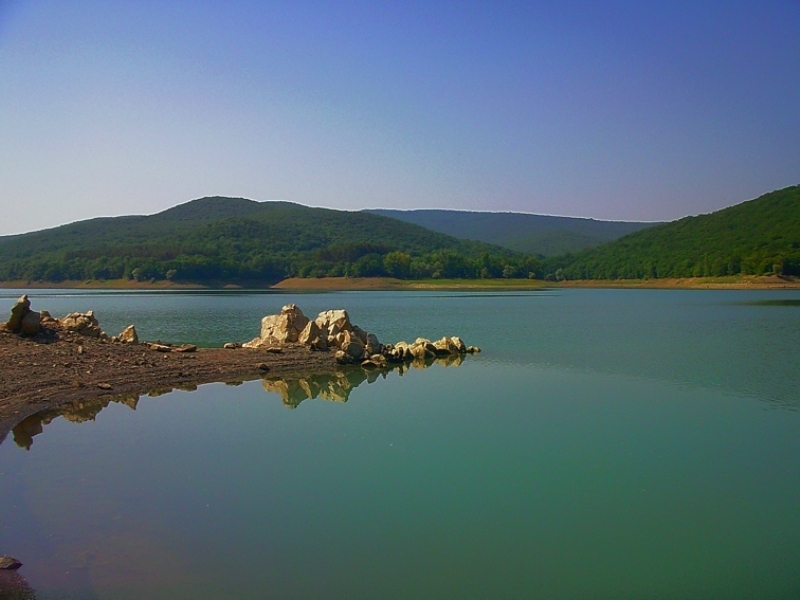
[548,185,800,279]
[365,209,657,256]
[0,197,539,284]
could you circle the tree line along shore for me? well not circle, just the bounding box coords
[1,274,798,291]
[1,185,798,287]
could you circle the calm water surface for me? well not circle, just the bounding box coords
[1,288,799,599]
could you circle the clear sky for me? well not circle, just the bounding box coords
[1,0,798,236]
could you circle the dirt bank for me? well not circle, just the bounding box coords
[0,325,341,444]
[271,277,550,290]
[4,274,798,292]
[558,275,800,289]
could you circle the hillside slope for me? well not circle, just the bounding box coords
[550,185,800,279]
[0,197,537,284]
[366,209,656,256]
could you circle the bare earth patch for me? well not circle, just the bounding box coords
[0,325,341,443]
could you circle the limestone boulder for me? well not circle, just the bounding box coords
[60,311,106,338]
[352,325,368,345]
[39,310,59,329]
[243,304,310,348]
[366,332,381,355]
[315,309,353,333]
[409,338,437,360]
[340,330,367,362]
[433,336,465,356]
[298,320,327,349]
[450,336,467,353]
[20,310,41,336]
[118,325,138,344]
[6,295,31,333]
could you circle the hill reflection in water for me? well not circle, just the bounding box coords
[11,354,465,450]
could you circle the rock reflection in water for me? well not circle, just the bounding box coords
[12,394,140,450]
[262,355,464,408]
[11,355,466,448]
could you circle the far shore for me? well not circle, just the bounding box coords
[1,275,799,292]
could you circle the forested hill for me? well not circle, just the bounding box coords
[548,185,800,280]
[0,197,540,284]
[366,209,656,256]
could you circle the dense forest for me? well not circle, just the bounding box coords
[542,185,800,280]
[0,198,541,284]
[367,208,655,256]
[4,186,798,285]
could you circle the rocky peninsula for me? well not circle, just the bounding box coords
[0,296,479,444]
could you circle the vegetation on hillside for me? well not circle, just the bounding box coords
[0,198,541,284]
[542,185,800,280]
[367,208,656,255]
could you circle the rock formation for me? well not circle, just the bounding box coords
[3,296,150,346]
[4,295,40,335]
[243,304,310,347]
[243,304,480,366]
[118,325,139,344]
[60,311,106,338]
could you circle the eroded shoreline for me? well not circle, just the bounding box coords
[0,326,343,444]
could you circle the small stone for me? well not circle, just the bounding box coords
[77,345,84,355]
[256,363,270,372]
[223,342,237,349]
[266,347,283,354]
[118,325,138,344]
[97,382,112,390]
[174,344,197,353]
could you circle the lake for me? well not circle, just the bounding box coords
[1,288,799,599]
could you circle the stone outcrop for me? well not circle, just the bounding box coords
[5,295,40,335]
[60,311,106,338]
[243,304,310,348]
[243,304,480,366]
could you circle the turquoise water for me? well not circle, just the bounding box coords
[1,289,800,598]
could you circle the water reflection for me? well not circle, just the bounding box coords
[263,354,463,408]
[12,395,140,451]
[11,355,465,449]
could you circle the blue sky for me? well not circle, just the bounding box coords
[1,0,798,236]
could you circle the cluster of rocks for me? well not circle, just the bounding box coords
[5,297,480,370]
[240,304,479,367]
[4,294,139,344]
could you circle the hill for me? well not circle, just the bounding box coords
[548,185,800,280]
[0,197,539,285]
[366,209,656,256]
